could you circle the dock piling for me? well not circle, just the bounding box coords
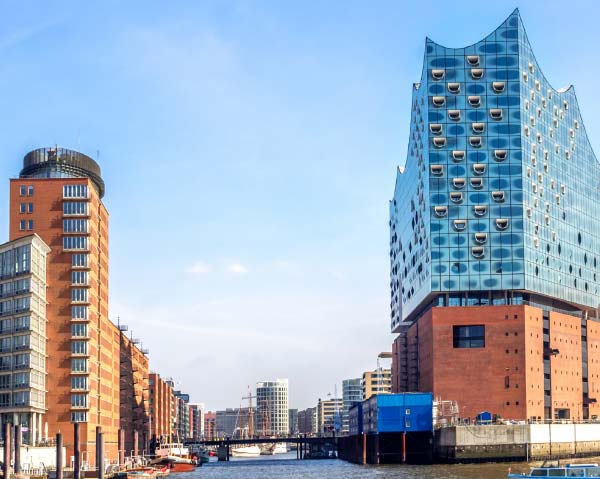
[98,432,105,479]
[56,433,63,479]
[3,422,11,479]
[14,424,21,474]
[74,422,81,479]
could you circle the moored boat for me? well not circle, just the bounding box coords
[508,463,600,478]
[150,442,197,472]
[273,443,288,454]
[231,445,261,457]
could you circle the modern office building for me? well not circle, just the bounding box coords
[149,372,175,441]
[0,234,50,445]
[317,397,343,433]
[342,378,363,433]
[10,147,121,459]
[297,407,317,435]
[256,378,289,436]
[389,9,600,420]
[362,369,392,400]
[173,391,190,440]
[215,407,255,438]
[288,408,298,435]
[189,403,205,441]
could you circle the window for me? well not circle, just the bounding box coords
[19,186,26,197]
[71,393,87,408]
[13,391,29,406]
[71,341,88,355]
[28,203,33,213]
[71,323,88,337]
[63,219,88,233]
[0,357,11,371]
[63,202,88,216]
[19,203,26,213]
[28,220,33,230]
[71,376,88,390]
[71,358,88,372]
[13,372,28,388]
[14,316,30,332]
[71,411,88,422]
[63,185,88,199]
[72,254,88,268]
[72,306,88,320]
[14,335,29,350]
[63,237,88,250]
[71,271,88,285]
[14,353,30,369]
[0,375,10,390]
[19,220,25,231]
[0,337,11,353]
[453,325,485,348]
[27,186,33,196]
[433,137,446,148]
[71,289,88,303]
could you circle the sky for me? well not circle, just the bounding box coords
[0,0,599,411]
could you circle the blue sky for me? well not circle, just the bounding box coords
[0,0,598,410]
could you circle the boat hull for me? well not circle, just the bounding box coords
[231,445,261,457]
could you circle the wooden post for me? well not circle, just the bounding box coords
[133,430,139,458]
[56,433,63,479]
[402,432,406,463]
[74,422,81,479]
[14,424,21,474]
[95,426,102,471]
[3,422,11,479]
[362,432,366,465]
[98,432,105,479]
[118,429,125,466]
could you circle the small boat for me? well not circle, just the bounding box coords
[115,466,170,479]
[259,443,275,455]
[151,442,197,472]
[273,443,288,454]
[231,445,261,457]
[509,463,600,478]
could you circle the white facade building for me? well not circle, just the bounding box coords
[256,378,289,436]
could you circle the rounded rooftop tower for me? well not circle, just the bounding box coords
[20,147,105,198]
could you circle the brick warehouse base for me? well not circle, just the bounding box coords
[392,304,600,421]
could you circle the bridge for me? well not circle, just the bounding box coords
[187,436,338,461]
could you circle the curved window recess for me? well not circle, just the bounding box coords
[565,150,570,160]
[533,198,539,207]
[539,186,544,197]
[522,71,528,82]
[490,109,503,120]
[531,156,536,166]
[470,178,483,189]
[545,215,550,225]
[532,183,537,193]
[494,150,507,161]
[537,108,543,118]
[525,99,530,110]
[491,191,505,202]
[471,246,485,259]
[545,202,550,212]
[433,137,447,148]
[544,150,549,160]
[524,126,530,137]
[467,55,480,66]
[534,238,539,248]
[473,205,487,217]
[555,144,560,153]
[492,81,505,93]
[531,90,535,100]
[564,100,569,110]
[452,150,465,162]
[432,96,446,107]
[570,128,575,138]
[528,62,534,73]
[535,80,541,91]
[532,144,537,154]
[432,69,445,80]
[434,206,447,217]
[537,133,542,144]
[450,192,463,203]
[447,83,460,94]
[468,96,481,107]
[453,219,467,231]
[555,194,561,205]
[474,233,487,244]
[472,122,485,134]
[543,163,548,173]
[552,231,557,241]
[530,116,535,126]
[548,89,553,100]
[553,106,558,116]
[429,124,443,134]
[472,164,486,175]
[571,141,575,152]
[534,224,539,235]
[453,178,466,189]
[541,99,546,108]
[430,165,444,176]
[448,110,461,121]
[526,207,532,218]
[496,219,509,231]
[550,179,555,189]
[526,167,531,177]
[469,137,482,148]
[575,119,579,129]
[471,68,484,80]
[549,128,554,138]
[538,173,543,183]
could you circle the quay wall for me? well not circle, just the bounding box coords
[435,424,600,463]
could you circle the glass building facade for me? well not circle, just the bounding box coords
[390,9,600,331]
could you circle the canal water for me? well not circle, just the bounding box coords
[179,452,531,478]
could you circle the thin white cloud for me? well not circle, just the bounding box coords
[189,261,211,274]
[227,263,248,274]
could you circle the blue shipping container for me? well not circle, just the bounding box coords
[360,393,433,434]
[349,403,363,435]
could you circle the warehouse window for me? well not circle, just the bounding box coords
[453,325,485,348]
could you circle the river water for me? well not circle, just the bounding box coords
[178,453,531,478]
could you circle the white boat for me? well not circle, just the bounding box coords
[231,445,261,457]
[273,443,288,454]
[509,463,600,478]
